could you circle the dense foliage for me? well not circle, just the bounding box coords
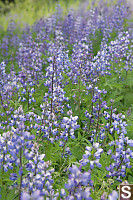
[0,0,133,199]
[0,0,83,29]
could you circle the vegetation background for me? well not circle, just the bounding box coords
[0,0,86,29]
[0,0,126,30]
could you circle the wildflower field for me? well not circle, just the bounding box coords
[0,0,133,199]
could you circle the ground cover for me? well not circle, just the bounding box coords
[0,0,133,199]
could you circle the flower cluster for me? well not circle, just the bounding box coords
[106,135,133,182]
[79,142,103,169]
[61,165,93,200]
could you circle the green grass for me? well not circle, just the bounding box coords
[0,0,122,30]
[0,0,85,30]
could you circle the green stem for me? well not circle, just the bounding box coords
[96,95,100,137]
[78,67,81,122]
[19,148,22,200]
[88,83,95,132]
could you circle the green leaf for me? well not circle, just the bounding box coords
[128,175,133,184]
[78,132,82,141]
[115,131,118,140]
[114,95,123,103]
[110,83,122,90]
[108,134,114,141]
[44,39,51,43]
[69,155,77,163]
[35,109,42,116]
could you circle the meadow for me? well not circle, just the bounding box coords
[0,0,133,199]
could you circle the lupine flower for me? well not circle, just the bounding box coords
[108,190,118,200]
